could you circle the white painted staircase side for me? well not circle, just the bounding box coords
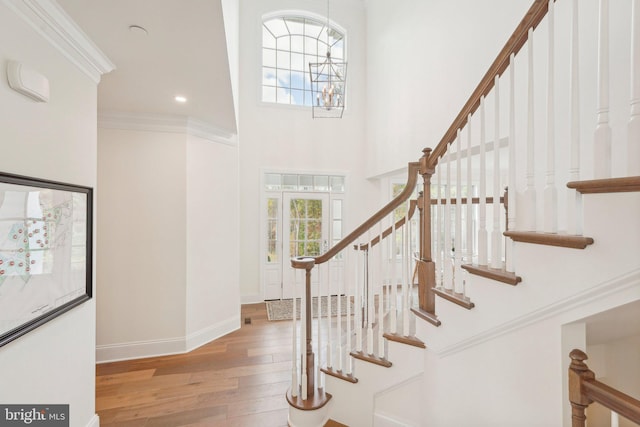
[325,339,424,427]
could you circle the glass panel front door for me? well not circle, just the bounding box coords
[282,192,329,299]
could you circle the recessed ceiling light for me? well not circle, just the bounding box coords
[175,96,187,103]
[128,25,148,35]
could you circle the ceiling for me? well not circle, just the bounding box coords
[57,0,237,134]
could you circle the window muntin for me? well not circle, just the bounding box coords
[262,15,345,106]
[264,173,345,193]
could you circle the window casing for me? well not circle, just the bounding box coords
[262,14,346,106]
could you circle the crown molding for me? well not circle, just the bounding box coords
[98,112,238,146]
[3,0,115,83]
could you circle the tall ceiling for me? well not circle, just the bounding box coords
[57,0,237,134]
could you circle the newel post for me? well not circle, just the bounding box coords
[417,148,438,319]
[291,256,316,399]
[287,256,332,425]
[568,349,595,427]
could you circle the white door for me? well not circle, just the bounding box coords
[282,192,329,299]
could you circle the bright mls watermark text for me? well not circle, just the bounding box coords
[0,405,68,426]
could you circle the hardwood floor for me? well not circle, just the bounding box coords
[96,303,292,427]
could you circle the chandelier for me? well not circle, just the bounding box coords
[309,0,347,118]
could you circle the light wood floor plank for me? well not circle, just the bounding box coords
[96,303,293,426]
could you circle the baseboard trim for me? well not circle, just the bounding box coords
[96,315,241,363]
[185,315,240,352]
[96,336,186,363]
[373,411,417,427]
[436,268,640,358]
[241,293,262,304]
[85,414,100,427]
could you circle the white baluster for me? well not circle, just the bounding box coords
[317,265,322,387]
[611,411,620,427]
[378,222,385,356]
[594,0,612,178]
[355,246,362,353]
[326,262,332,370]
[524,28,537,231]
[466,114,474,266]
[337,251,343,373]
[301,267,307,400]
[455,129,464,293]
[436,166,443,286]
[544,0,558,233]
[403,205,411,336]
[384,215,391,315]
[629,0,640,175]
[478,96,488,265]
[568,0,582,236]
[492,75,503,268]
[444,152,453,285]
[507,53,517,272]
[409,212,417,336]
[391,217,398,334]
[291,268,298,397]
[367,232,374,355]
[346,249,352,375]
[400,209,407,332]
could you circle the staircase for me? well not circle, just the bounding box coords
[287,0,640,425]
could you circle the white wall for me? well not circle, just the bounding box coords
[365,0,533,177]
[97,124,241,361]
[587,335,640,427]
[238,0,374,302]
[186,134,240,349]
[97,128,187,359]
[0,2,99,426]
[412,275,640,427]
[221,0,240,125]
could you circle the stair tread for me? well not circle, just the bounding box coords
[462,264,522,285]
[321,367,358,384]
[432,286,475,309]
[504,231,594,249]
[383,332,426,348]
[350,350,392,367]
[567,176,640,194]
[324,419,349,427]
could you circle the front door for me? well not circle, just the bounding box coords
[282,192,329,299]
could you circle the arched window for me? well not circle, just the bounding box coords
[262,14,345,106]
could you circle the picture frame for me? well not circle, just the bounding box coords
[0,172,92,347]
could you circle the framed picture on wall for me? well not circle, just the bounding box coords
[0,172,92,347]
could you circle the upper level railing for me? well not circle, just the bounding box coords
[426,0,554,169]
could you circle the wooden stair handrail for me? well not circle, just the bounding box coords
[569,349,640,425]
[313,161,421,264]
[356,199,418,251]
[427,0,553,168]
